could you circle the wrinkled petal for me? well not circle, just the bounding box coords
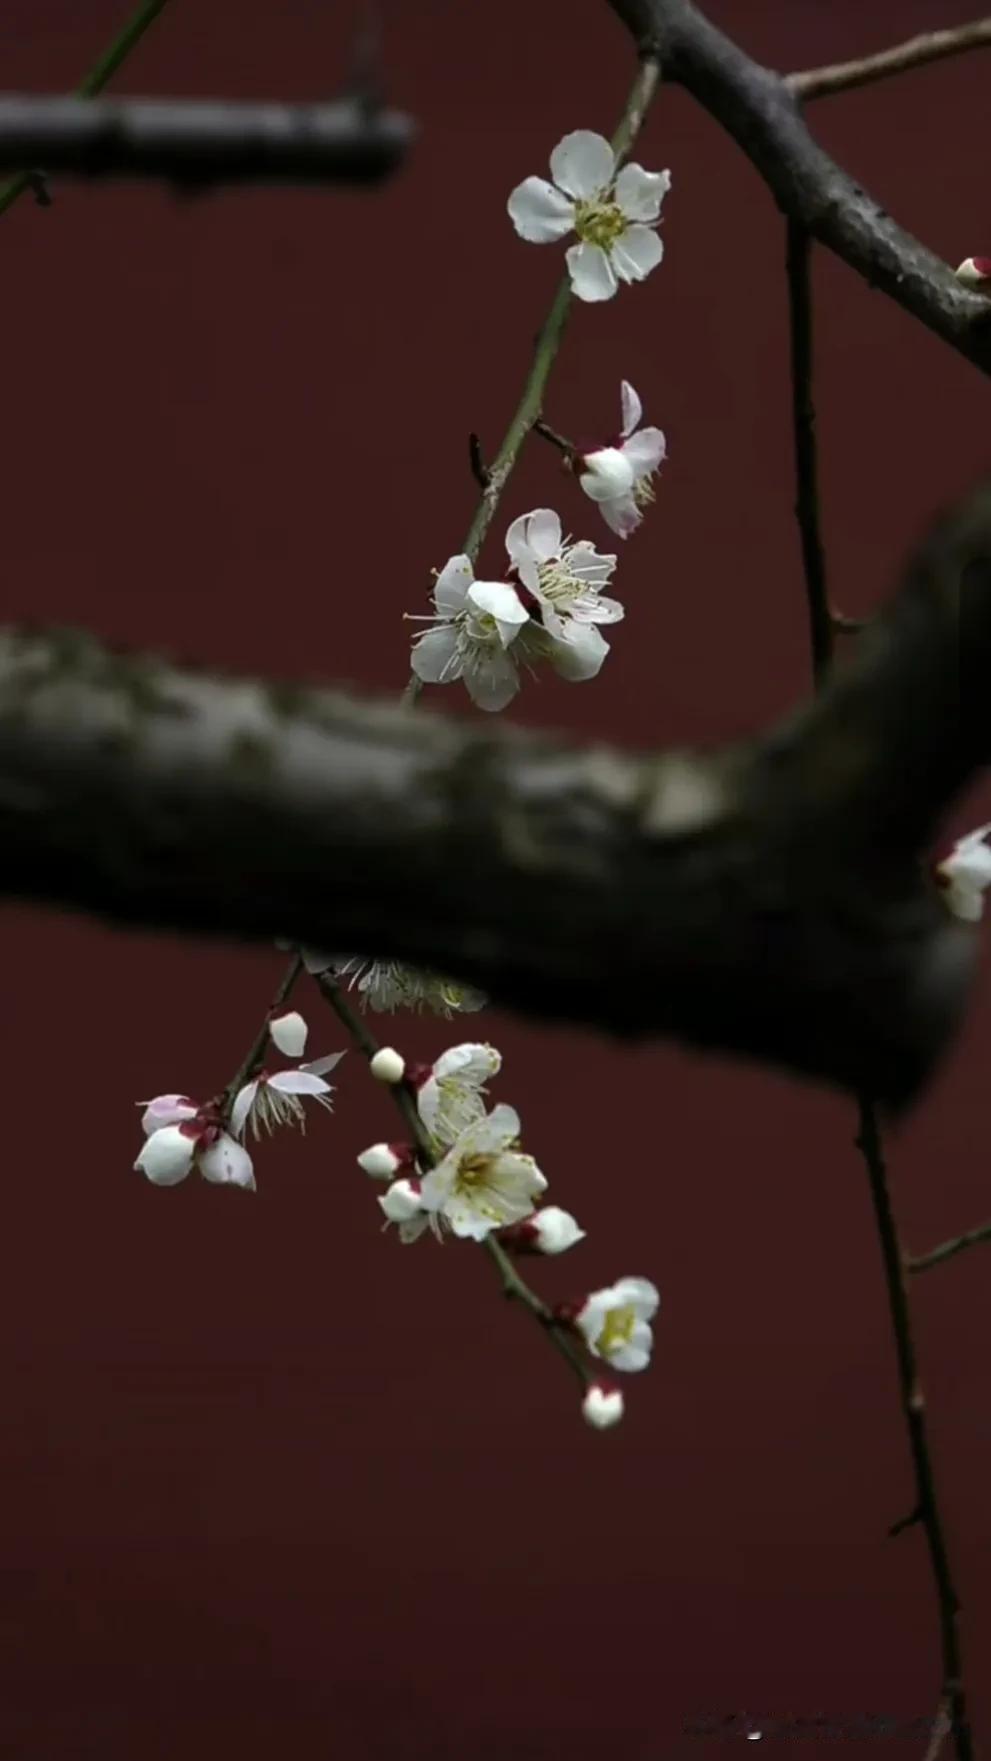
[504,508,562,572]
[135,1124,197,1186]
[614,1275,661,1319]
[433,555,473,618]
[269,1010,307,1059]
[546,621,609,681]
[597,494,642,539]
[611,225,664,284]
[565,241,617,303]
[411,626,463,686]
[549,130,614,200]
[231,1080,259,1140]
[620,380,642,438]
[467,580,529,646]
[507,176,575,242]
[614,163,670,222]
[198,1133,255,1190]
[431,1043,502,1086]
[139,1094,197,1136]
[462,646,520,712]
[621,425,666,478]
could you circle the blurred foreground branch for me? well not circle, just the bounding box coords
[0,487,987,1104]
[0,94,413,189]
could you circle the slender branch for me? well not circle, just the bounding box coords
[0,0,172,218]
[785,222,833,686]
[788,19,991,103]
[219,955,303,1119]
[0,95,413,189]
[314,971,591,1387]
[856,1101,972,1761]
[404,55,660,705]
[605,0,991,375]
[908,1219,991,1275]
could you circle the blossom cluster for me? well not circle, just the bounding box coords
[357,1040,660,1427]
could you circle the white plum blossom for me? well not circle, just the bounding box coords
[506,509,622,643]
[508,129,671,303]
[378,1176,434,1245]
[935,825,991,921]
[500,1205,586,1255]
[582,1383,625,1429]
[268,1010,308,1058]
[418,1103,547,1242]
[135,1097,255,1192]
[333,956,487,1017]
[414,1042,502,1148]
[231,1051,344,1141]
[577,382,666,538]
[572,1276,660,1372]
[410,554,530,712]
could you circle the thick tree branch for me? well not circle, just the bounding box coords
[0,95,412,188]
[0,487,987,1104]
[606,0,991,375]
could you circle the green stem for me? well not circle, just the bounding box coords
[908,1218,991,1274]
[0,0,172,219]
[404,53,660,706]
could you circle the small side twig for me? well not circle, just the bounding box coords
[219,954,303,1120]
[468,432,490,491]
[786,220,833,685]
[788,19,991,104]
[532,418,575,459]
[908,1219,991,1275]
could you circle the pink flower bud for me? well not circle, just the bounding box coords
[378,1177,423,1223]
[500,1206,585,1255]
[134,1122,199,1186]
[954,257,991,290]
[357,1141,414,1180]
[370,1047,406,1084]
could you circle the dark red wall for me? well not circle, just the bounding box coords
[1,4,989,1757]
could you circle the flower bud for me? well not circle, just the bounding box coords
[269,1010,308,1058]
[954,257,991,290]
[198,1132,256,1190]
[134,1123,198,1186]
[378,1177,423,1223]
[370,1047,406,1084]
[582,1383,625,1429]
[357,1141,413,1180]
[578,446,635,502]
[501,1205,585,1255]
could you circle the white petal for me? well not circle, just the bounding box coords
[611,225,664,284]
[579,447,635,503]
[358,1142,403,1179]
[462,646,520,712]
[507,176,575,243]
[619,380,642,439]
[411,626,463,686]
[582,1385,624,1429]
[614,163,670,222]
[378,1178,424,1224]
[198,1133,255,1190]
[563,541,617,588]
[621,426,666,478]
[547,622,609,682]
[433,555,473,618]
[505,508,562,571]
[614,1275,660,1319]
[463,1102,522,1158]
[467,580,529,645]
[300,1050,346,1078]
[597,494,641,539]
[549,130,614,200]
[230,1080,259,1139]
[139,1094,197,1136]
[431,1043,502,1085]
[942,878,984,923]
[269,1010,308,1058]
[268,1069,331,1096]
[958,823,991,851]
[565,241,617,303]
[135,1125,196,1186]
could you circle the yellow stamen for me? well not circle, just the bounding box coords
[573,199,628,250]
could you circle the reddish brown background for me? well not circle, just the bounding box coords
[1,3,989,1757]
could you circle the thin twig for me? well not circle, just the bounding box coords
[314,970,591,1386]
[404,54,660,705]
[468,433,490,491]
[786,222,833,685]
[908,1219,991,1275]
[219,954,303,1120]
[788,19,991,104]
[856,1101,972,1761]
[532,418,575,457]
[0,0,172,219]
[784,208,972,1760]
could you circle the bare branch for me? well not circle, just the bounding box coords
[605,0,991,375]
[0,486,987,1104]
[908,1219,991,1274]
[0,94,413,189]
[788,19,991,103]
